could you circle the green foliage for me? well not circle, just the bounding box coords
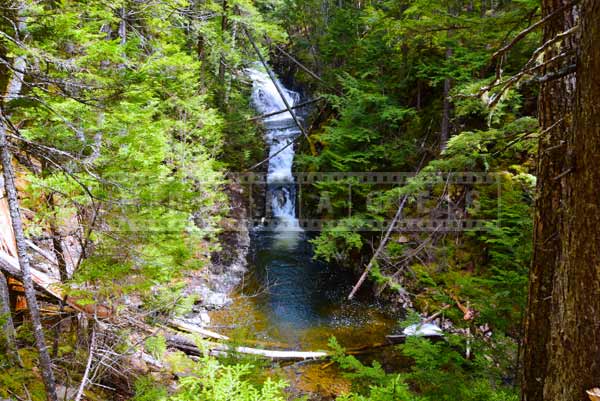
[331,336,518,401]
[133,377,168,401]
[0,348,47,401]
[298,72,418,173]
[145,335,167,360]
[169,356,289,401]
[142,285,197,321]
[311,217,365,263]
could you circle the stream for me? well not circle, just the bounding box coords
[210,66,398,398]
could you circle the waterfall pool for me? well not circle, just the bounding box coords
[210,66,399,398]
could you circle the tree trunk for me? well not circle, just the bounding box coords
[538,1,600,400]
[521,1,600,401]
[440,68,451,151]
[521,1,577,398]
[440,8,455,152]
[520,1,577,399]
[0,271,21,366]
[0,4,59,398]
[217,0,228,109]
[119,6,127,46]
[46,193,68,282]
[1,116,59,401]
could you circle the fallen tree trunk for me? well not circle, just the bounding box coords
[168,319,291,349]
[164,331,328,361]
[215,345,328,361]
[168,319,229,341]
[0,250,89,314]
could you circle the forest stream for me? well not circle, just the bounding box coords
[209,66,398,398]
[2,2,598,400]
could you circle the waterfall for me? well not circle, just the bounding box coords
[247,66,302,232]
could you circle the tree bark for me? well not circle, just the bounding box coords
[0,3,59,399]
[47,193,68,282]
[440,66,452,151]
[440,8,455,152]
[521,1,577,398]
[1,116,59,401]
[538,1,600,400]
[0,271,21,366]
[217,0,228,109]
[521,1,600,401]
[119,6,127,46]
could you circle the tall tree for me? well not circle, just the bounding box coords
[521,1,578,399]
[1,107,60,401]
[522,1,600,400]
[0,3,59,399]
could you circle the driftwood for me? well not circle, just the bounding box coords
[214,346,327,361]
[168,319,229,341]
[125,316,326,362]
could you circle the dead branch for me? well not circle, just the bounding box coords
[247,97,324,122]
[491,0,580,61]
[247,137,298,171]
[243,26,310,144]
[74,323,97,401]
[483,25,578,108]
[347,193,410,300]
[348,155,428,300]
[271,42,323,83]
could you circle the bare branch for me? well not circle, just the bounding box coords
[74,324,97,401]
[491,0,580,61]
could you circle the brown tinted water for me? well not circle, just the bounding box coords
[210,228,400,398]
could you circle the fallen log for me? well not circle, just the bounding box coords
[169,319,291,350]
[0,250,92,315]
[168,319,229,341]
[164,331,328,361]
[216,345,328,361]
[0,250,66,302]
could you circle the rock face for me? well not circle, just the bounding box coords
[184,182,251,323]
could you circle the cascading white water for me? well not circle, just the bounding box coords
[222,65,396,338]
[247,66,302,232]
